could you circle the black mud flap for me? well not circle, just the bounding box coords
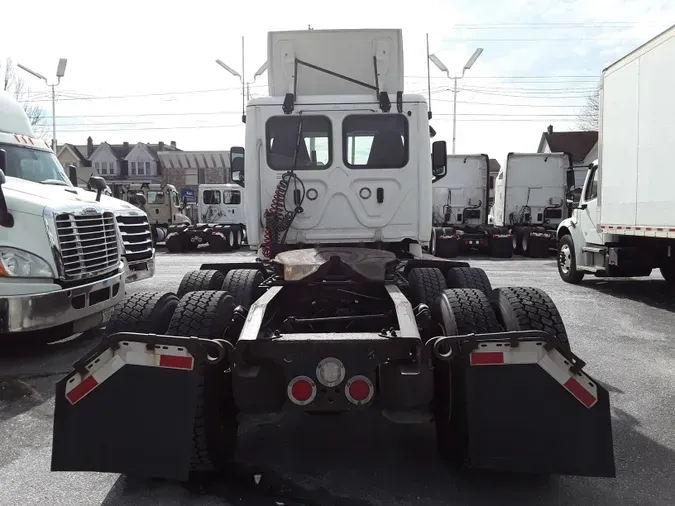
[441,331,616,477]
[51,333,223,481]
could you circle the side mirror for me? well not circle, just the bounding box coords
[566,168,576,191]
[431,140,447,181]
[0,152,13,227]
[88,175,107,202]
[68,164,78,187]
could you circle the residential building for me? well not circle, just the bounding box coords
[56,143,93,185]
[537,125,598,186]
[157,150,232,200]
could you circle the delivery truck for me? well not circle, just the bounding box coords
[557,24,675,284]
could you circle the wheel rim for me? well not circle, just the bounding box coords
[559,244,572,274]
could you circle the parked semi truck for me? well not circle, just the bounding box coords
[492,152,573,257]
[0,90,153,342]
[118,183,191,244]
[52,28,614,481]
[164,183,246,253]
[430,154,512,258]
[557,25,675,284]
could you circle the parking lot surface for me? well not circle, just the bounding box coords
[1,250,674,505]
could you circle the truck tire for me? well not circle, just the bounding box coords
[103,291,179,338]
[489,236,513,258]
[489,286,570,351]
[222,268,265,309]
[660,265,675,284]
[446,267,492,294]
[177,269,226,298]
[557,235,584,284]
[165,234,185,253]
[433,289,501,462]
[512,226,523,255]
[407,267,448,307]
[166,290,238,473]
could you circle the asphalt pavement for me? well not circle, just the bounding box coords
[1,249,674,505]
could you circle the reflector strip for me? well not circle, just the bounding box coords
[159,354,193,370]
[64,342,195,405]
[470,342,598,408]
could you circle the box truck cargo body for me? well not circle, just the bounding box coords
[557,24,675,283]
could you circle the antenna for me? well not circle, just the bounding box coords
[426,33,432,120]
[241,36,246,120]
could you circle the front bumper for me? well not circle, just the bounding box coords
[123,257,155,283]
[0,269,125,334]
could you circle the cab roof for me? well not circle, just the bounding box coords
[0,90,34,137]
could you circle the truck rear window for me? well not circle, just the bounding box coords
[266,116,332,170]
[343,115,408,169]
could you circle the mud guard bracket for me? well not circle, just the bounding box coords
[51,333,217,481]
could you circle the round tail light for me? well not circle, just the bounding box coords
[288,376,316,405]
[345,375,374,405]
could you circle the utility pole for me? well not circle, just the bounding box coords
[17,58,68,151]
[428,48,484,154]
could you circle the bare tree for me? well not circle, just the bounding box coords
[1,58,48,138]
[576,85,600,131]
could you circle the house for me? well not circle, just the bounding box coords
[157,150,231,200]
[56,143,93,185]
[537,125,598,188]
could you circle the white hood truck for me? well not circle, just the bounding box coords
[430,154,512,258]
[557,25,675,284]
[51,29,614,481]
[0,90,133,343]
[164,182,247,253]
[492,152,573,257]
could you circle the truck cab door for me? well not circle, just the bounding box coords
[576,164,602,245]
[222,189,243,224]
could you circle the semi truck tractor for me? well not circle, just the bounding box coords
[557,25,675,284]
[51,28,615,481]
[430,154,512,258]
[163,183,246,253]
[492,152,573,257]
[0,90,140,342]
[118,183,191,245]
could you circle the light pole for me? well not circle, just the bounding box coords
[17,58,67,152]
[428,49,483,154]
[216,37,268,124]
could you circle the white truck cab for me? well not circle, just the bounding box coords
[236,29,445,258]
[0,90,149,340]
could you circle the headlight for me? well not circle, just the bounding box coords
[0,248,54,278]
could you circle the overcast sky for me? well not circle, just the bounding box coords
[1,0,673,165]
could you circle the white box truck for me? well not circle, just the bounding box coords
[493,152,573,257]
[0,89,150,342]
[430,154,512,258]
[557,25,675,283]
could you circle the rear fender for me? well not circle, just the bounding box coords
[430,330,615,477]
[51,332,231,481]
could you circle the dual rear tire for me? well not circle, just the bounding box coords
[104,267,264,475]
[406,266,569,465]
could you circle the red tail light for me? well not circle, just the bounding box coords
[287,376,317,405]
[345,375,374,405]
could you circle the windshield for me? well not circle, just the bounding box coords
[0,143,71,185]
[147,191,165,204]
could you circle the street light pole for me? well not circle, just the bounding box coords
[17,58,67,152]
[216,49,268,124]
[428,49,483,154]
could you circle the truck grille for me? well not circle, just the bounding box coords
[116,214,153,263]
[55,212,120,280]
